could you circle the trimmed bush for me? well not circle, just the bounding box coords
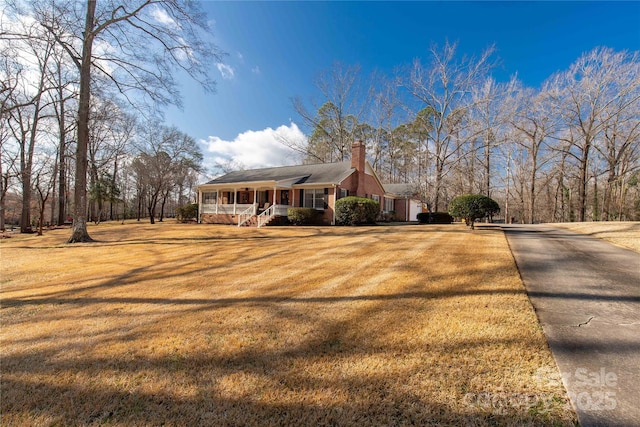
[448,194,500,230]
[335,196,380,225]
[176,203,198,222]
[417,212,453,224]
[287,207,322,226]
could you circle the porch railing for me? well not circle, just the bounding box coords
[257,204,290,227]
[237,204,257,227]
[201,203,254,215]
[257,204,275,228]
[274,205,289,216]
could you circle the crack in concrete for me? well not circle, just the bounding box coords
[575,316,595,327]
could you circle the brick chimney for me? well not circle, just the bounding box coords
[351,140,365,171]
[351,140,366,196]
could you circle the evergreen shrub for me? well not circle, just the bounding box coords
[335,196,380,225]
[287,207,322,225]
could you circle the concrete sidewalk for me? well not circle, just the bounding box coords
[503,224,640,427]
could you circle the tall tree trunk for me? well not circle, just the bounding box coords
[50,154,58,226]
[433,163,443,212]
[159,190,169,222]
[602,169,616,221]
[110,157,118,220]
[577,140,591,222]
[484,132,491,197]
[20,102,44,234]
[37,192,47,236]
[528,154,537,224]
[68,0,96,243]
[0,167,5,232]
[136,190,142,221]
[19,147,33,233]
[148,193,158,224]
[57,91,67,225]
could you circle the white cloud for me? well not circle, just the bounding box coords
[251,66,261,75]
[150,6,179,29]
[201,123,307,174]
[216,63,235,79]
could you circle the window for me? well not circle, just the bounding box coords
[258,190,269,205]
[384,197,394,212]
[202,192,217,204]
[371,194,381,203]
[304,188,328,209]
[339,188,349,199]
[223,191,234,204]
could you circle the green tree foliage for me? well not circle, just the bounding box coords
[335,196,380,225]
[89,171,120,224]
[306,101,369,163]
[448,194,500,230]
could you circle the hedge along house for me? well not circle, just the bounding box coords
[197,141,419,226]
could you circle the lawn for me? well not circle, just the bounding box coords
[549,221,640,253]
[1,222,577,426]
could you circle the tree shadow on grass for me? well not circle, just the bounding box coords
[1,224,579,425]
[1,290,579,426]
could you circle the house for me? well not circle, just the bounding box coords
[196,141,422,226]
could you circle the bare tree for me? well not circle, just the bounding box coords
[6,40,55,233]
[32,152,56,235]
[2,8,63,233]
[13,0,224,242]
[595,56,640,220]
[47,47,77,226]
[0,124,20,231]
[0,48,22,117]
[407,41,496,211]
[368,74,415,183]
[468,77,518,197]
[509,85,558,223]
[87,99,133,223]
[132,124,202,224]
[549,47,640,221]
[0,50,22,231]
[293,62,370,163]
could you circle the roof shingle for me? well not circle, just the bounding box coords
[204,161,355,186]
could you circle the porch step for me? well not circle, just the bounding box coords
[239,216,258,227]
[238,215,284,227]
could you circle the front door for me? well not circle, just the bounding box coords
[280,190,289,205]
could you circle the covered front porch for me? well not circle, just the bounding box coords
[198,182,300,226]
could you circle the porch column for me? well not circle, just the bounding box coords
[292,189,295,207]
[332,185,337,225]
[215,190,219,214]
[254,188,258,214]
[197,190,201,223]
[273,186,277,206]
[233,188,237,214]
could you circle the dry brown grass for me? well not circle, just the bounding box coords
[1,221,577,426]
[549,221,640,253]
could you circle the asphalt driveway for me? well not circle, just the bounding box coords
[503,224,640,426]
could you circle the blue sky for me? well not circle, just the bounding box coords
[164,1,640,174]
